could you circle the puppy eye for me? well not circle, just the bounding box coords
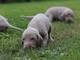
[23,38,25,40]
[31,38,35,40]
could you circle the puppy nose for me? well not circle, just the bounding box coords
[23,45,36,49]
[22,42,28,49]
[67,20,72,23]
[23,45,31,48]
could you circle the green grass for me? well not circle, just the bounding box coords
[0,0,80,60]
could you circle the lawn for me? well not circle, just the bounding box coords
[0,0,80,60]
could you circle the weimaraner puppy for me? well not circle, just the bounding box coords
[45,6,74,23]
[21,6,74,23]
[22,13,53,49]
[0,15,23,32]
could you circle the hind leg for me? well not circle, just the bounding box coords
[0,26,8,32]
[41,32,48,47]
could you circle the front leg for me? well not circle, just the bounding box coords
[41,33,48,47]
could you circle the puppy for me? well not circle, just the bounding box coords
[21,6,74,23]
[0,15,23,32]
[45,6,74,23]
[22,13,53,49]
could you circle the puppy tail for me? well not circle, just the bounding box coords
[21,15,34,19]
[7,24,23,32]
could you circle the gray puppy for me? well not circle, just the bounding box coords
[22,13,53,49]
[0,15,23,32]
[45,6,74,23]
[21,6,74,23]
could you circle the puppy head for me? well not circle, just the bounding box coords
[64,13,74,23]
[59,9,74,23]
[22,28,43,49]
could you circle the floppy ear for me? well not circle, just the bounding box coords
[36,33,43,47]
[59,13,66,20]
[59,13,65,20]
[59,15,62,20]
[59,10,67,20]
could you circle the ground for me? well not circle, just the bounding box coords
[0,0,80,60]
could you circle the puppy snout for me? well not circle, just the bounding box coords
[66,17,73,23]
[23,44,36,49]
[23,45,29,49]
[67,20,72,23]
